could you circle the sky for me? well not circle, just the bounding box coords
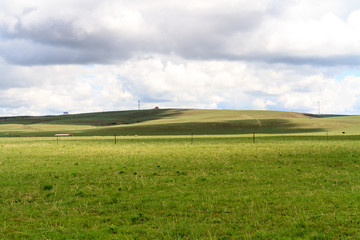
[1,0,360,116]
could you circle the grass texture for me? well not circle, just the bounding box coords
[1,109,360,136]
[1,135,360,239]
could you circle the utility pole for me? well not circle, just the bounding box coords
[138,100,140,110]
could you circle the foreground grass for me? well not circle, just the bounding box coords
[1,135,360,239]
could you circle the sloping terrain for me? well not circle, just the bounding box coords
[0,109,358,136]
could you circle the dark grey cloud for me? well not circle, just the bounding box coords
[0,0,360,68]
[0,1,271,66]
[257,55,360,67]
[0,38,133,65]
[222,54,360,67]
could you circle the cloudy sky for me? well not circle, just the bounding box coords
[1,0,360,116]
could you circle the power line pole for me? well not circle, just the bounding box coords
[138,100,140,110]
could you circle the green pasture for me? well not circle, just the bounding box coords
[1,109,360,136]
[1,135,360,239]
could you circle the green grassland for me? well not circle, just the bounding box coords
[2,110,360,238]
[1,108,360,137]
[1,135,360,239]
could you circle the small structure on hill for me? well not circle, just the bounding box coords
[55,134,72,137]
[154,106,159,110]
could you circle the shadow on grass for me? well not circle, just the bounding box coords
[303,113,349,118]
[0,109,189,126]
[74,118,325,136]
[0,115,326,137]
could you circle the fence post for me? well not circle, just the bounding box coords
[253,132,255,143]
[114,133,117,144]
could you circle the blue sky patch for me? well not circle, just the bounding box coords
[335,70,360,81]
[91,83,104,90]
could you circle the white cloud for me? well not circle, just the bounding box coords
[0,0,360,115]
[1,55,360,116]
[261,12,360,57]
[2,0,358,65]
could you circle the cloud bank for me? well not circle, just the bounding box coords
[0,0,360,115]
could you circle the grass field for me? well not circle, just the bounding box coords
[1,135,360,239]
[1,109,360,136]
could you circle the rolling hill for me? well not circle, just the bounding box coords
[0,109,359,136]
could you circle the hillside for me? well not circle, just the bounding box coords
[0,109,359,136]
